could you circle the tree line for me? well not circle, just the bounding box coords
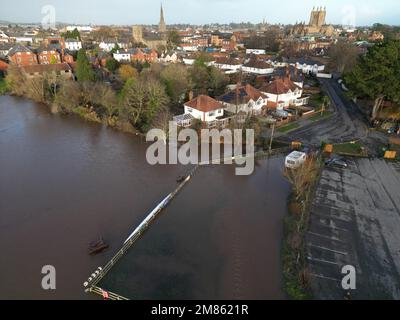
[5,48,229,134]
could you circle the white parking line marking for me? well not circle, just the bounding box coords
[307,256,340,266]
[308,244,348,256]
[307,232,344,243]
[309,273,341,282]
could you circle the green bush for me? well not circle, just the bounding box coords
[0,77,8,95]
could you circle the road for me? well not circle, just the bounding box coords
[279,78,388,155]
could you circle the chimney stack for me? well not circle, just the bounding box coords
[285,65,291,80]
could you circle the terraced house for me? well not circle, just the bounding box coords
[8,45,38,66]
[37,47,61,65]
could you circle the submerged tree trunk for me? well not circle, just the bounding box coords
[371,96,385,120]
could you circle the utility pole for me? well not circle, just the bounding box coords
[269,123,275,154]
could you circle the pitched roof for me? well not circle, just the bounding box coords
[0,43,13,51]
[214,57,242,65]
[21,63,72,74]
[36,46,59,54]
[185,95,223,113]
[260,77,301,95]
[8,44,33,56]
[218,84,266,105]
[243,59,273,70]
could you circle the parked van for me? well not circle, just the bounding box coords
[285,151,307,169]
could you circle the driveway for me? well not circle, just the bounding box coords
[276,79,388,155]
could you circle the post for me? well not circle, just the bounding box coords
[269,123,275,154]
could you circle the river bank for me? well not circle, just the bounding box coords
[281,156,322,300]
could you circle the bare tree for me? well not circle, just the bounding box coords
[160,63,190,105]
[56,80,82,112]
[329,41,359,74]
[284,157,319,202]
[5,65,27,96]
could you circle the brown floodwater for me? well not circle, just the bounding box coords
[0,96,290,300]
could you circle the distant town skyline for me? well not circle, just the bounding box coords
[1,0,399,26]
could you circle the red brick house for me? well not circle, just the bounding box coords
[44,37,66,50]
[37,47,61,65]
[8,45,38,66]
[62,50,75,64]
[129,48,158,63]
[221,35,237,52]
[21,63,74,80]
[189,37,209,47]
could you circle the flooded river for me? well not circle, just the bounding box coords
[0,96,290,299]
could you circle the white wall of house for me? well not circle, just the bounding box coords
[159,53,178,63]
[99,42,116,52]
[113,52,131,62]
[184,105,224,122]
[294,81,304,88]
[213,63,242,71]
[272,61,288,68]
[295,62,325,75]
[246,49,266,55]
[221,97,266,114]
[262,89,303,110]
[65,41,82,51]
[183,58,195,65]
[66,25,93,32]
[241,66,274,75]
[179,46,198,52]
[14,37,33,43]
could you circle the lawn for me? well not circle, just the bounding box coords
[333,142,365,155]
[308,111,333,122]
[308,93,324,108]
[278,122,300,133]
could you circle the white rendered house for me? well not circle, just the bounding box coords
[260,77,309,110]
[65,39,82,51]
[217,84,267,115]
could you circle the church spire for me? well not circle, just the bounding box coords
[159,3,166,33]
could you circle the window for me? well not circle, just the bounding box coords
[186,107,193,113]
[209,112,215,117]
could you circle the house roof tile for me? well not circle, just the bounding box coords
[185,95,223,113]
[218,84,266,105]
[260,77,300,95]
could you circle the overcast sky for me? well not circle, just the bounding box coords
[1,0,399,26]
